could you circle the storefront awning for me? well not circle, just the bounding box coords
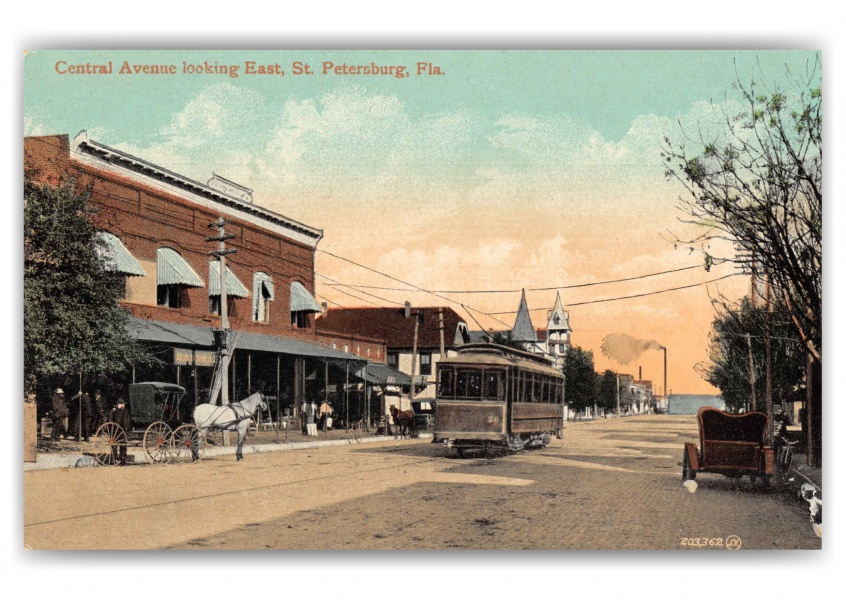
[96,232,145,276]
[126,317,365,363]
[208,260,250,298]
[290,281,323,313]
[156,248,204,287]
[356,362,412,385]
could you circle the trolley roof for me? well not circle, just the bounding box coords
[439,343,563,378]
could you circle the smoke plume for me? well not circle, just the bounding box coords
[601,333,664,365]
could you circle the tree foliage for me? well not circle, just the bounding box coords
[596,369,618,414]
[24,176,153,393]
[663,58,822,361]
[697,297,804,414]
[564,346,596,413]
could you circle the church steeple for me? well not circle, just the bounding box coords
[511,289,537,342]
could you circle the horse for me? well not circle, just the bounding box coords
[389,404,417,439]
[193,392,268,461]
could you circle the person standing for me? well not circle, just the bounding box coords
[319,400,334,432]
[107,398,131,465]
[90,389,107,433]
[50,388,69,441]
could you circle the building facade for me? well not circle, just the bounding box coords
[25,132,384,425]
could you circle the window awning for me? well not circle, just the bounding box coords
[290,281,323,313]
[96,232,145,277]
[208,261,250,298]
[156,248,204,287]
[253,273,275,301]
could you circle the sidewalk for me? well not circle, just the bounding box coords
[26,426,431,471]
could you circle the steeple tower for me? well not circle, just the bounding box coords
[545,291,571,359]
[510,289,537,343]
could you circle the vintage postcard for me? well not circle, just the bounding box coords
[23,49,822,553]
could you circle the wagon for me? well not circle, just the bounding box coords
[411,399,434,431]
[682,407,775,489]
[90,382,202,465]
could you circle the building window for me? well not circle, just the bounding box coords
[387,352,399,369]
[209,296,236,316]
[253,272,274,323]
[420,352,432,376]
[157,284,183,308]
[291,311,309,328]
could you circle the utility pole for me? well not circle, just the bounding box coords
[746,334,757,412]
[438,307,446,359]
[405,301,421,405]
[615,373,621,418]
[207,217,236,445]
[764,275,773,442]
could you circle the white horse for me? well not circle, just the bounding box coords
[193,392,268,461]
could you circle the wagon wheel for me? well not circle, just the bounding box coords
[143,422,173,464]
[172,424,206,462]
[91,422,126,466]
[682,451,696,481]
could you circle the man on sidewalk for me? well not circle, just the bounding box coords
[50,389,69,441]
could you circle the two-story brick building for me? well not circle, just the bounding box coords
[25,132,385,425]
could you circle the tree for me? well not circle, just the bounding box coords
[564,346,597,417]
[492,331,525,350]
[698,297,804,415]
[24,175,153,396]
[664,58,822,464]
[596,369,618,415]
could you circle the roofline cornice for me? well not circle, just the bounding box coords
[70,131,323,247]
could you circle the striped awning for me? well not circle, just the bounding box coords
[208,260,250,298]
[156,248,204,287]
[253,272,275,301]
[96,232,145,277]
[290,281,323,313]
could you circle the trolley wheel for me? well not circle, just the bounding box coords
[92,422,127,466]
[143,422,173,464]
[172,424,206,462]
[682,451,696,481]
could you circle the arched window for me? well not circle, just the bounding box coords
[156,247,203,308]
[253,272,275,323]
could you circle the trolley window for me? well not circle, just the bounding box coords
[456,370,482,399]
[485,370,505,400]
[438,368,454,398]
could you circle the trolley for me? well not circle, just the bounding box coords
[433,343,564,457]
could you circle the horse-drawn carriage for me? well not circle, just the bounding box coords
[90,382,205,465]
[682,407,775,489]
[91,383,268,465]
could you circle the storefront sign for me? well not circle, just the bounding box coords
[173,348,217,367]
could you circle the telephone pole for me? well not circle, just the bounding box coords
[207,217,236,405]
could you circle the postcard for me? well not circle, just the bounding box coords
[23,49,822,552]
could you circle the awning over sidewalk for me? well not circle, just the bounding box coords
[126,317,365,363]
[356,362,411,385]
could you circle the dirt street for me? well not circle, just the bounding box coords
[23,415,821,550]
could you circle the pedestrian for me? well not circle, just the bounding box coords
[90,389,107,433]
[67,391,80,440]
[320,400,334,432]
[107,398,131,465]
[50,388,69,441]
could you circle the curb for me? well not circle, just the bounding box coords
[24,432,433,471]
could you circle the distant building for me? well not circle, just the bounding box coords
[315,306,470,403]
[667,394,726,415]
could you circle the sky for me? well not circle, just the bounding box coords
[24,49,820,394]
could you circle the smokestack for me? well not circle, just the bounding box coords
[639,366,642,380]
[662,346,667,399]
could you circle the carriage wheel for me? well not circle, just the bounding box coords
[143,422,173,464]
[172,425,206,462]
[92,422,126,466]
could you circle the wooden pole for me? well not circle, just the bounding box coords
[276,354,280,438]
[410,314,419,404]
[438,307,446,359]
[764,276,774,443]
[747,334,757,412]
[345,362,349,432]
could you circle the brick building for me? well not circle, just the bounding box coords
[25,132,385,425]
[316,306,471,404]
